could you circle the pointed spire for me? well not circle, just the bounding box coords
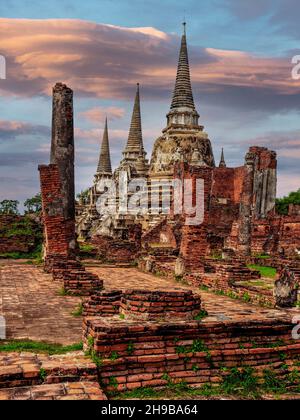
[219,148,227,168]
[170,24,195,111]
[97,118,112,174]
[125,83,144,152]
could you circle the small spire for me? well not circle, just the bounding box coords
[97,117,112,174]
[124,83,145,153]
[219,148,227,168]
[170,23,195,111]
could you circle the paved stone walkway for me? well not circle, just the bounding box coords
[0,261,295,346]
[0,261,82,345]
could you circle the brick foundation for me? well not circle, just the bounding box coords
[120,290,201,321]
[83,317,300,392]
[83,289,201,321]
[39,165,103,296]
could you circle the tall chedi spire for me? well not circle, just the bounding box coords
[166,22,200,130]
[219,148,227,168]
[121,84,148,175]
[150,23,215,176]
[95,118,112,180]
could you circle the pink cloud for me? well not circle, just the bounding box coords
[0,18,299,102]
[0,119,49,140]
[79,106,125,124]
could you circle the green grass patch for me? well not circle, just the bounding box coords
[71,303,83,317]
[247,265,277,279]
[194,310,209,321]
[0,340,83,355]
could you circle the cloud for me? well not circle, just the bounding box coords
[223,0,274,21]
[79,106,125,124]
[0,119,50,141]
[225,0,300,40]
[0,18,299,114]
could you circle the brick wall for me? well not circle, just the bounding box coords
[83,317,300,392]
[39,164,76,260]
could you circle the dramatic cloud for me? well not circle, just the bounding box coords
[79,106,125,124]
[0,18,299,113]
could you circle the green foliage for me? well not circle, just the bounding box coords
[58,287,69,297]
[71,303,83,317]
[110,351,120,361]
[24,194,42,214]
[254,254,271,260]
[276,189,300,215]
[0,340,83,355]
[247,265,277,279]
[126,342,135,355]
[242,292,251,303]
[194,310,209,321]
[0,216,43,260]
[39,368,47,381]
[263,369,286,393]
[85,336,103,368]
[109,376,118,388]
[0,200,19,215]
[114,365,300,400]
[79,243,96,259]
[77,189,90,205]
[222,367,260,398]
[192,364,199,372]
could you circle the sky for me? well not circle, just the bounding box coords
[0,0,300,211]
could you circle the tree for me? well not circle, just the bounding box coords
[24,193,42,214]
[276,189,300,215]
[0,200,20,215]
[77,189,90,205]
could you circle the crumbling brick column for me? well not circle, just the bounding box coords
[39,164,76,267]
[39,83,76,266]
[38,83,103,295]
[237,151,255,256]
[174,163,211,273]
[236,147,277,256]
[51,83,75,222]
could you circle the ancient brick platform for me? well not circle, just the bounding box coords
[120,290,201,320]
[84,289,202,321]
[83,317,300,393]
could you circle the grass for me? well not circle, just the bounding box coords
[71,303,83,317]
[247,265,277,279]
[112,366,300,400]
[0,340,83,355]
[194,310,209,321]
[254,254,271,260]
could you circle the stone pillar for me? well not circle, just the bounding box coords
[237,151,255,256]
[39,83,76,266]
[51,83,75,221]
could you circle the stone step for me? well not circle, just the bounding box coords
[0,382,107,400]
